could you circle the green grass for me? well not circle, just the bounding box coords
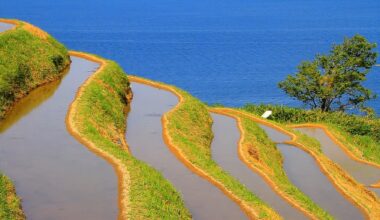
[74,58,191,219]
[242,104,380,165]
[165,87,279,219]
[0,174,24,220]
[0,20,70,119]
[237,114,332,219]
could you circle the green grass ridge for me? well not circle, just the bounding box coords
[242,104,380,165]
[164,85,280,219]
[75,59,191,219]
[0,174,24,220]
[238,113,332,219]
[0,20,70,119]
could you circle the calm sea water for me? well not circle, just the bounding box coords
[1,0,379,113]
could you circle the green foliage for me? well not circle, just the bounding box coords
[51,55,64,70]
[76,60,191,219]
[0,174,24,220]
[279,35,377,112]
[0,23,70,118]
[242,104,380,164]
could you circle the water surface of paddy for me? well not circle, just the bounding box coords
[259,124,364,220]
[210,113,306,219]
[0,57,118,220]
[373,188,380,196]
[0,21,13,32]
[126,82,247,220]
[295,127,380,186]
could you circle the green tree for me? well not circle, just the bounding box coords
[279,35,377,112]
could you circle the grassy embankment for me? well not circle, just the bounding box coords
[0,175,24,220]
[0,18,70,119]
[0,18,70,220]
[231,107,380,219]
[210,108,332,220]
[128,76,280,219]
[243,104,380,167]
[67,52,191,219]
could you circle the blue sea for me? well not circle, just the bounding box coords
[1,0,379,113]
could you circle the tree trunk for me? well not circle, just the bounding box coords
[320,98,330,112]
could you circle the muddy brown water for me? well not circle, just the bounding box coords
[259,124,364,220]
[295,127,380,187]
[126,82,247,220]
[210,113,307,219]
[0,22,14,32]
[0,56,118,220]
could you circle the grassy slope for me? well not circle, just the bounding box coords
[0,19,70,119]
[237,114,332,219]
[0,175,24,220]
[243,104,380,165]
[0,19,70,219]
[72,56,191,219]
[164,87,279,219]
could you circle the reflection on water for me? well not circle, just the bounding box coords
[295,127,380,186]
[0,56,118,220]
[126,82,247,220]
[259,124,363,220]
[0,22,14,32]
[210,113,306,219]
[0,74,65,133]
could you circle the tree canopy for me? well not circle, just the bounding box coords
[279,35,377,112]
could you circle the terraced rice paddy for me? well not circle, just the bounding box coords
[0,57,118,220]
[259,124,364,220]
[126,82,247,220]
[1,19,379,220]
[210,113,306,219]
[295,127,380,196]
